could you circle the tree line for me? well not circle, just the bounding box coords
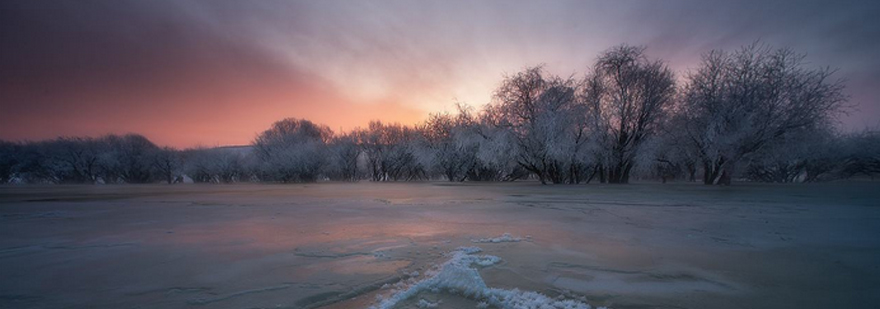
[2,43,878,185]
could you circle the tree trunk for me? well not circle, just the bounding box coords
[716,169,732,185]
[703,163,718,185]
[687,163,697,182]
[607,161,630,184]
[622,162,633,184]
[585,166,598,184]
[708,159,734,185]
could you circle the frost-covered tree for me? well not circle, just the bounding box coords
[152,146,182,184]
[0,139,97,184]
[651,113,701,182]
[4,134,162,184]
[356,121,427,181]
[422,105,481,182]
[253,118,332,182]
[681,43,847,185]
[468,113,528,181]
[0,141,19,183]
[11,142,54,183]
[744,126,842,182]
[645,135,686,183]
[585,45,676,184]
[182,146,253,183]
[487,66,594,184]
[43,137,105,184]
[841,129,880,178]
[181,148,214,183]
[99,134,160,183]
[325,133,362,181]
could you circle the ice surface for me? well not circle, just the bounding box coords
[2,183,880,309]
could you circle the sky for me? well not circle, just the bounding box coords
[1,0,879,148]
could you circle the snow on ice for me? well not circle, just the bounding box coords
[369,247,603,309]
[472,233,523,243]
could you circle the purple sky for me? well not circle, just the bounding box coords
[1,0,878,147]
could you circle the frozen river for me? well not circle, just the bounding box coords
[1,182,879,309]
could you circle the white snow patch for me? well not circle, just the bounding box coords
[457,246,484,254]
[368,247,603,309]
[472,233,523,243]
[418,298,440,308]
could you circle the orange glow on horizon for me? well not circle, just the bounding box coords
[0,61,432,149]
[1,1,877,147]
[0,97,429,149]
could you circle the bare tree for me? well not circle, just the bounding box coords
[585,45,676,184]
[681,43,847,185]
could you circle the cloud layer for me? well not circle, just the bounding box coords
[2,0,878,147]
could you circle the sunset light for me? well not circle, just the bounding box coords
[2,1,879,309]
[2,1,878,147]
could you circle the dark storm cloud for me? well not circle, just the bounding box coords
[1,0,879,146]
